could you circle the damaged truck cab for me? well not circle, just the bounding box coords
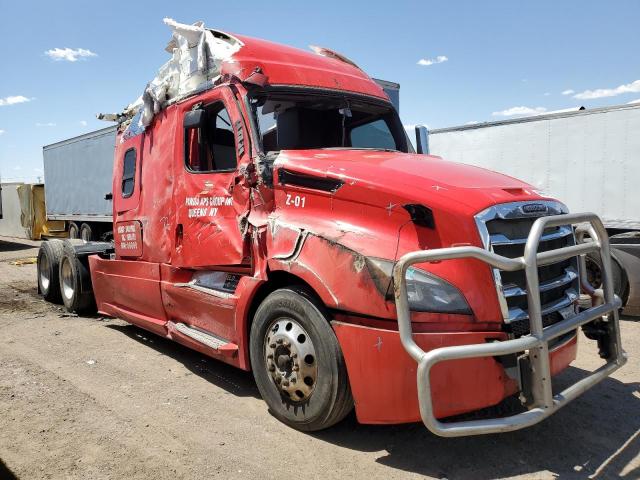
[37,20,626,436]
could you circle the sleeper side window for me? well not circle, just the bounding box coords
[185,103,238,173]
[121,148,136,198]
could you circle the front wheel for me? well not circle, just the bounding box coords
[249,287,353,431]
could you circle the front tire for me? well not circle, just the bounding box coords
[249,287,353,431]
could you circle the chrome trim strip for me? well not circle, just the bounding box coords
[503,266,578,298]
[507,288,579,322]
[490,225,573,246]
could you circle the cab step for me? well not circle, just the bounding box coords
[167,321,238,356]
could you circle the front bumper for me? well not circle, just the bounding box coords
[393,212,626,437]
[332,321,577,424]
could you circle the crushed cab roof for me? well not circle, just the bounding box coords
[101,18,387,132]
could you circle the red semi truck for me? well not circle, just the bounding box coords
[36,20,625,436]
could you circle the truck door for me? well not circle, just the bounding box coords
[173,87,250,268]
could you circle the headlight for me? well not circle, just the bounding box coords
[406,267,472,314]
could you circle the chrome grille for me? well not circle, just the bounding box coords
[475,201,580,337]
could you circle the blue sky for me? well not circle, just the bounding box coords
[1,0,639,182]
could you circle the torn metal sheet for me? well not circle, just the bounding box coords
[102,18,243,132]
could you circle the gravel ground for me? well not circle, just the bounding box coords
[0,236,638,480]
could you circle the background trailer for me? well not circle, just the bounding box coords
[427,102,640,315]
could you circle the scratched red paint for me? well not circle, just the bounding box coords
[88,31,577,424]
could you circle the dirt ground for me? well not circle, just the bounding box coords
[0,237,638,480]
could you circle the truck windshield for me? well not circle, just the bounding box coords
[249,89,412,154]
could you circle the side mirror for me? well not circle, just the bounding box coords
[415,125,429,154]
[183,109,205,129]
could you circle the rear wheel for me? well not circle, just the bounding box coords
[80,223,94,241]
[59,242,96,314]
[250,287,353,431]
[37,240,64,303]
[68,222,80,239]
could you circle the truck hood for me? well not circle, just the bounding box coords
[271,149,547,323]
[274,149,542,215]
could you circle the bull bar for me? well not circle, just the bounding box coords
[393,212,627,437]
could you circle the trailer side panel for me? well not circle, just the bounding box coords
[43,126,117,221]
[429,104,640,230]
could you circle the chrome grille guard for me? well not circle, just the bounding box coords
[393,213,626,437]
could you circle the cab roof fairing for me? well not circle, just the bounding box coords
[101,18,388,137]
[105,18,244,133]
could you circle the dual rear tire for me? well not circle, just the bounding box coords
[68,221,96,241]
[37,240,96,314]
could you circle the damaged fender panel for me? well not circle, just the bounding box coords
[268,228,395,316]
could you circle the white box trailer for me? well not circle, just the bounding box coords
[42,125,117,240]
[426,102,640,315]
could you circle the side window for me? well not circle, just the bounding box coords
[350,119,397,150]
[255,105,278,152]
[121,148,136,198]
[185,103,238,172]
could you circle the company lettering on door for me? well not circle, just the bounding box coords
[185,196,233,218]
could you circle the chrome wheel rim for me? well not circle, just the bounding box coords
[39,255,50,291]
[61,257,74,301]
[81,229,91,241]
[264,318,318,403]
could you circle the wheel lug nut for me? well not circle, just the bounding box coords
[276,338,284,344]
[269,343,276,348]
[283,341,290,348]
[269,365,276,372]
[282,380,290,387]
[291,353,298,359]
[293,365,299,371]
[291,378,296,383]
[267,354,273,359]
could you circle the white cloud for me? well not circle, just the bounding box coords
[561,89,575,96]
[0,129,4,135]
[35,122,56,127]
[79,120,88,126]
[543,92,551,96]
[0,95,32,106]
[45,47,97,62]
[628,98,640,104]
[466,121,480,125]
[33,167,44,174]
[13,165,21,171]
[492,106,547,117]
[573,79,640,100]
[417,55,448,66]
